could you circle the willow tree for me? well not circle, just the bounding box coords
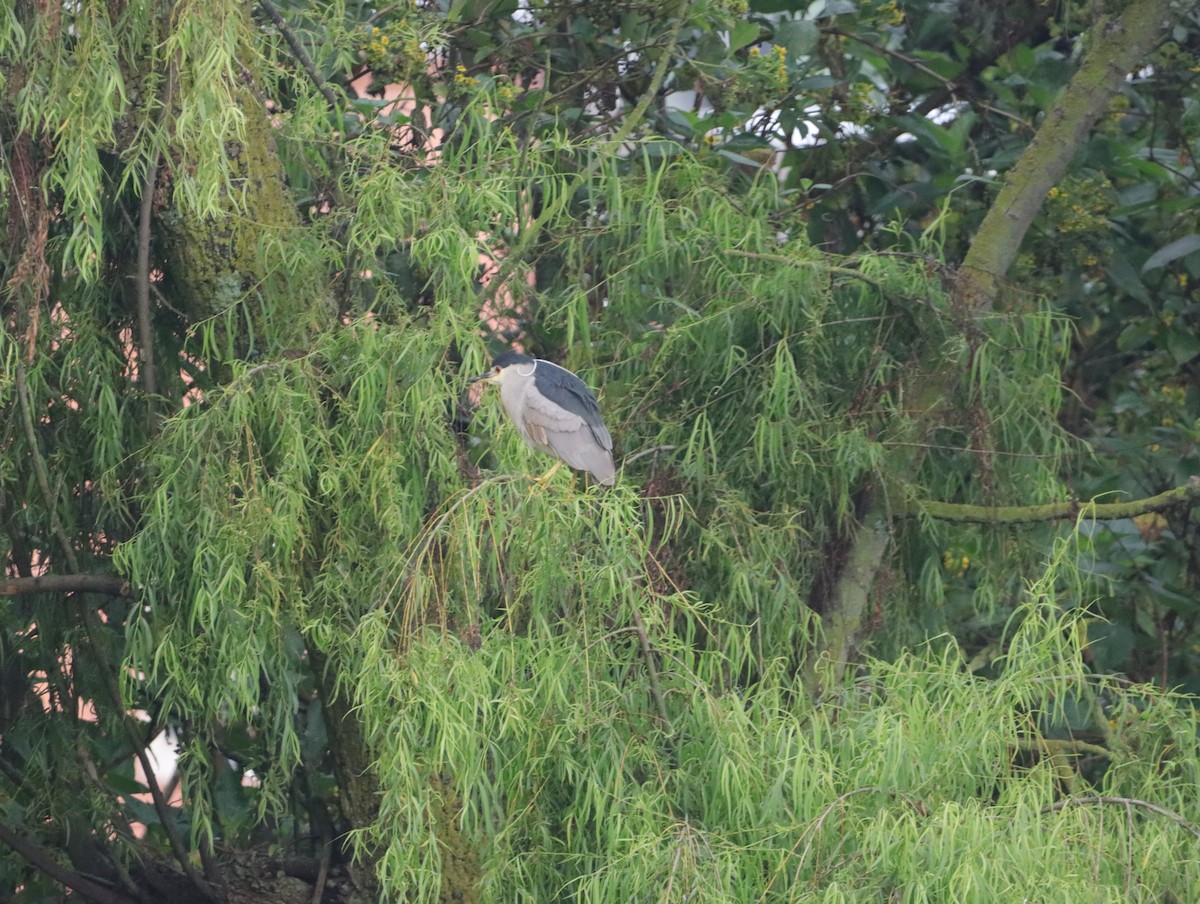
[3,1,1199,902]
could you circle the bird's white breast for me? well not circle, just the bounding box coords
[499,377,534,444]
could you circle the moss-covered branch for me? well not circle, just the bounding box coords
[809,513,891,693]
[905,476,1200,524]
[959,0,1175,306]
[820,0,1177,676]
[1016,736,1114,760]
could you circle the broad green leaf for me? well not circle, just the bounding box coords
[1142,234,1200,272]
[729,20,761,53]
[1167,328,1200,364]
[1106,254,1150,301]
[774,19,820,57]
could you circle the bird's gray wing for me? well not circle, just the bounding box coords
[533,362,613,451]
[523,388,616,484]
[521,388,591,448]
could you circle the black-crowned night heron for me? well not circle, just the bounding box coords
[470,351,616,486]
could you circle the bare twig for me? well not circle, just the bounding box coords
[15,360,80,573]
[630,604,672,733]
[1043,796,1200,840]
[311,831,332,904]
[258,0,341,112]
[622,444,678,465]
[136,154,160,402]
[830,27,1033,133]
[76,744,151,901]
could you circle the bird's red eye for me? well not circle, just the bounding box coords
[493,366,501,374]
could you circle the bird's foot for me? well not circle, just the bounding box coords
[533,461,564,488]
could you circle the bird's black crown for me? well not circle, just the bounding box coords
[492,351,535,369]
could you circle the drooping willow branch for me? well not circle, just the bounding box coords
[15,361,219,898]
[135,54,176,413]
[903,476,1200,525]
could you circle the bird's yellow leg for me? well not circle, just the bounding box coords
[534,461,563,487]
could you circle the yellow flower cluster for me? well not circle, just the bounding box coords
[757,43,788,84]
[1126,382,1198,455]
[1042,175,1116,270]
[731,43,789,107]
[454,63,478,88]
[361,21,427,81]
[364,25,390,60]
[942,551,970,578]
[880,0,904,26]
[1045,176,1114,236]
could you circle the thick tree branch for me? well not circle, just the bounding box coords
[0,820,136,904]
[906,476,1200,524]
[815,0,1178,687]
[1,574,130,596]
[960,0,1175,307]
[1017,737,1114,760]
[136,153,159,402]
[307,646,382,898]
[809,512,891,691]
[630,604,672,733]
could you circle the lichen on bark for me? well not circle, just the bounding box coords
[428,774,482,904]
[160,79,325,358]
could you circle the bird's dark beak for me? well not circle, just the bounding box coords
[468,371,490,384]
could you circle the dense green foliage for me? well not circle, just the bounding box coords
[2,0,1199,901]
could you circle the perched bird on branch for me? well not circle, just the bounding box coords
[470,351,616,486]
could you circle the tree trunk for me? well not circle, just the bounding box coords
[814,0,1177,690]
